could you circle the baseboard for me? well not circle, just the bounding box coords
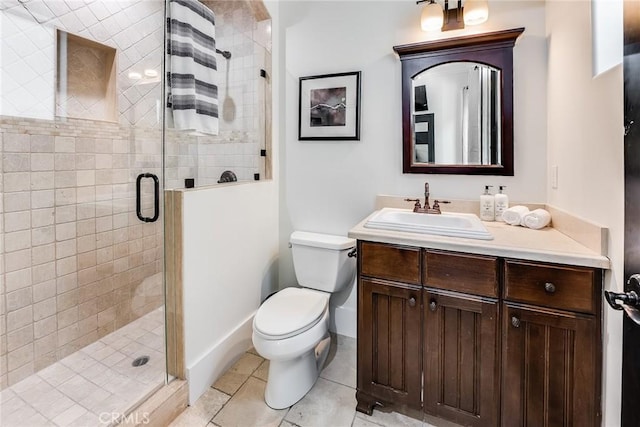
[185,312,255,405]
[330,305,356,338]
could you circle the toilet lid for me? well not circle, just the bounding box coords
[254,288,328,339]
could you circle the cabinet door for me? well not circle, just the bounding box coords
[423,289,500,427]
[502,303,600,427]
[357,278,422,413]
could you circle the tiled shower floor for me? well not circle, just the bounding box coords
[0,307,166,426]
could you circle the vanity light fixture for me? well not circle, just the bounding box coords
[419,0,444,32]
[417,0,489,32]
[463,0,489,25]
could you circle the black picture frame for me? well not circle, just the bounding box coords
[298,71,361,141]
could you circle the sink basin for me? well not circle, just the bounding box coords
[364,208,493,240]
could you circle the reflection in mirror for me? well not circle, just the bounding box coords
[394,27,524,175]
[412,62,501,166]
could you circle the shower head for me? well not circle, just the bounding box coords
[216,48,231,59]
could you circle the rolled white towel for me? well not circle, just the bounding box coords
[502,205,530,226]
[522,209,552,230]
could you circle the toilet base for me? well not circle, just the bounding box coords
[264,333,331,409]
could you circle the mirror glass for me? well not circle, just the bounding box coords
[412,62,501,166]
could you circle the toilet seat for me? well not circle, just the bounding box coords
[254,288,329,340]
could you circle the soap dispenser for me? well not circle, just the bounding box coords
[480,185,495,221]
[494,185,509,222]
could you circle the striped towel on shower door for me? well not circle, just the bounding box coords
[167,0,219,135]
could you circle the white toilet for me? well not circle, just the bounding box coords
[252,231,356,409]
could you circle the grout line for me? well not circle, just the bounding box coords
[316,374,356,391]
[350,411,357,427]
[279,419,302,427]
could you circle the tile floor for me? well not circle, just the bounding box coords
[0,308,166,427]
[170,334,461,427]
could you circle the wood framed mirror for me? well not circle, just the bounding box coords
[394,28,524,175]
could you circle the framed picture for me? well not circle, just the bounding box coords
[298,71,361,140]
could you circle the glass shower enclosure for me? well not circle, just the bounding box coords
[1,0,167,424]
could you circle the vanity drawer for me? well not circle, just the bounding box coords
[359,241,421,285]
[423,250,499,298]
[504,260,597,314]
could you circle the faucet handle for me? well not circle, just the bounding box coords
[404,198,422,210]
[432,200,451,213]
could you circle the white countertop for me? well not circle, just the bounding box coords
[349,210,610,269]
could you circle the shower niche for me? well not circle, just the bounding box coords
[56,30,117,122]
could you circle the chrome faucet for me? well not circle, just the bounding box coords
[404,182,450,214]
[423,182,430,211]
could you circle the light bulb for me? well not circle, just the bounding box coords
[464,0,489,25]
[421,1,444,32]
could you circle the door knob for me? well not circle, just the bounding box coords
[429,300,437,312]
[605,289,640,325]
[604,274,640,325]
[544,282,556,293]
[605,290,637,310]
[408,297,416,307]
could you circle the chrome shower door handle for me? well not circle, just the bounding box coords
[136,173,159,223]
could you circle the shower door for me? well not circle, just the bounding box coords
[0,0,166,391]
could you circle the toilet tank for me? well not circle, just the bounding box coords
[290,231,356,293]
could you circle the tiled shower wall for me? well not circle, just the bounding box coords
[0,0,163,127]
[166,0,271,189]
[0,0,272,388]
[0,117,164,389]
[0,0,165,389]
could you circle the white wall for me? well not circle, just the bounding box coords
[546,1,624,425]
[182,181,279,403]
[278,0,547,337]
[181,1,280,404]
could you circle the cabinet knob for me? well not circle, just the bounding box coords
[429,300,437,312]
[409,297,416,307]
[511,316,521,328]
[544,282,556,293]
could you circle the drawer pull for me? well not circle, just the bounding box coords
[429,300,437,311]
[511,316,521,328]
[409,297,417,307]
[544,282,556,293]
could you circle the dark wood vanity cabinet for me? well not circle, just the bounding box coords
[357,278,422,413]
[356,241,603,427]
[501,304,598,426]
[422,250,500,426]
[501,260,602,426]
[356,242,422,414]
[424,289,500,426]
